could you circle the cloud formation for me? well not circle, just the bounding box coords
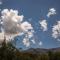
[47,8,56,17]
[52,21,60,40]
[0,9,35,46]
[20,21,33,32]
[22,37,30,47]
[39,20,47,31]
[1,9,24,34]
[22,29,34,47]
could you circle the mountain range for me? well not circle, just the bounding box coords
[23,47,60,54]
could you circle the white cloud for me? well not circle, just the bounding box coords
[22,29,34,47]
[21,21,34,47]
[27,31,33,38]
[39,20,47,31]
[22,38,30,47]
[52,21,60,39]
[21,21,33,32]
[47,8,56,17]
[31,39,35,44]
[1,9,34,45]
[1,9,24,41]
[39,41,43,46]
[1,9,24,35]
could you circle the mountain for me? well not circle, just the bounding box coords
[23,47,60,54]
[49,47,60,52]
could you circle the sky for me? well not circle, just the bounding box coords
[0,0,60,50]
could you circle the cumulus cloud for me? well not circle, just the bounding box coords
[22,29,34,47]
[0,9,24,41]
[39,20,47,31]
[22,37,30,47]
[52,21,60,40]
[47,8,56,17]
[1,9,24,34]
[0,9,34,46]
[20,21,34,47]
[20,21,33,32]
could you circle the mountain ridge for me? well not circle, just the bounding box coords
[23,47,60,54]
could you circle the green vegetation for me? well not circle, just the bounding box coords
[0,39,60,60]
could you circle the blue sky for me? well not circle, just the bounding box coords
[0,0,60,49]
